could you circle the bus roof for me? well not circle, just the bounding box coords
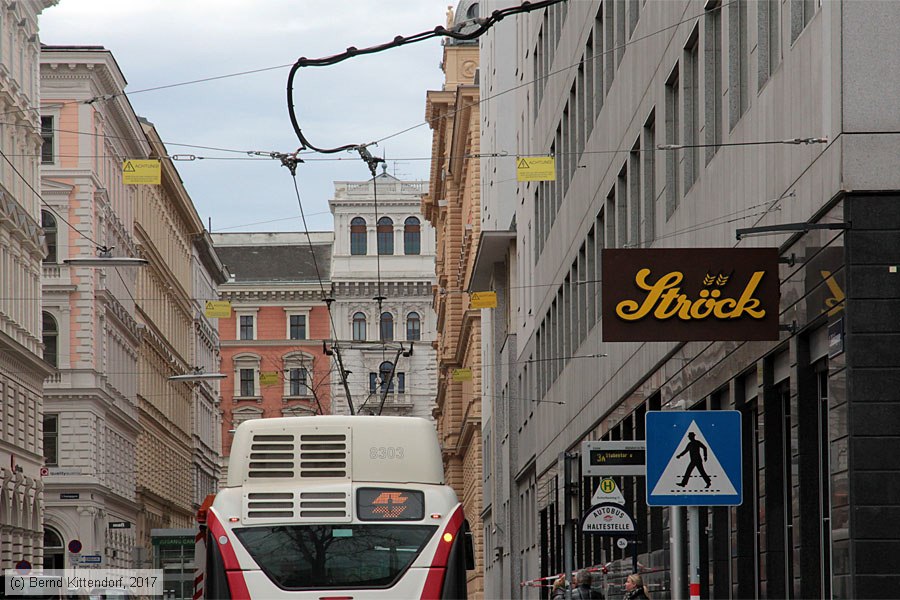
[227,416,445,487]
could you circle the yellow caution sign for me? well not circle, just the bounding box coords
[470,291,498,309]
[123,159,161,185]
[516,156,556,181]
[259,372,280,386]
[204,300,231,318]
[452,368,473,382]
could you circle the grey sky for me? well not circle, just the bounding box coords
[39,0,453,233]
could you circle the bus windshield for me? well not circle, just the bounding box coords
[234,524,438,589]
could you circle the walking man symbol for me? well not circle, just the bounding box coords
[675,432,712,488]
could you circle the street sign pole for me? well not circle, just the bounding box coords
[561,452,575,600]
[689,506,700,600]
[671,506,685,600]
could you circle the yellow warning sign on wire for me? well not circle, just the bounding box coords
[516,156,556,181]
[204,300,231,318]
[470,291,498,309]
[259,372,280,386]
[123,159,161,185]
[452,368,473,382]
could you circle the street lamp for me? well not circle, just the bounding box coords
[168,367,227,382]
[64,246,148,267]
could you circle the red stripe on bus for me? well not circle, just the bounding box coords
[208,511,251,598]
[420,505,465,599]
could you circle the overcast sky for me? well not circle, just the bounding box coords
[39,0,453,233]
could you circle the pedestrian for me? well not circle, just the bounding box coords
[676,431,712,488]
[570,569,602,599]
[623,573,650,600]
[551,575,567,599]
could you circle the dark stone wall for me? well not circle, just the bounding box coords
[845,193,900,598]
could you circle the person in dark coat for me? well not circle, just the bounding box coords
[570,569,602,599]
[623,573,650,600]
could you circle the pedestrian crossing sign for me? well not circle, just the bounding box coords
[646,410,742,506]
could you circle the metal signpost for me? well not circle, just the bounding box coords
[646,410,743,600]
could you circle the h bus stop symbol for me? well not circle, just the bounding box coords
[646,410,742,506]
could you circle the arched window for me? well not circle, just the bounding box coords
[406,312,421,341]
[368,361,406,395]
[350,217,367,255]
[377,217,394,255]
[41,210,57,263]
[404,216,421,255]
[380,312,394,341]
[352,312,367,341]
[42,312,58,368]
[466,3,480,19]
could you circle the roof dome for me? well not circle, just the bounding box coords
[446,1,480,45]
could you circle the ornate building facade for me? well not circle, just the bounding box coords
[40,45,146,569]
[212,232,333,476]
[422,3,484,595]
[134,120,224,552]
[189,230,226,510]
[328,172,437,419]
[0,0,57,571]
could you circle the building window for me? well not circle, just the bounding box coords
[42,312,58,368]
[759,0,780,88]
[43,414,58,466]
[406,312,421,341]
[370,361,404,394]
[380,312,394,341]
[289,367,308,396]
[729,0,749,129]
[377,217,394,255]
[350,217,367,255]
[683,27,700,193]
[239,368,255,397]
[289,314,306,340]
[41,116,54,164]
[665,64,680,220]
[239,315,254,340]
[41,210,57,263]
[404,217,421,255]
[791,0,818,42]
[705,3,723,163]
[352,312,367,341]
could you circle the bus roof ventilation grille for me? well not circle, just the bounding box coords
[247,434,295,478]
[298,491,349,519]
[298,433,349,478]
[246,491,294,519]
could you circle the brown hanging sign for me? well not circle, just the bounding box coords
[601,248,781,341]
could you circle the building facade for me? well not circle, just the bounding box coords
[0,0,57,571]
[189,231,227,510]
[134,120,220,557]
[328,172,438,419]
[212,232,333,471]
[40,45,146,569]
[422,4,485,595]
[475,1,900,598]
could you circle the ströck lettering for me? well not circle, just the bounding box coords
[615,269,767,322]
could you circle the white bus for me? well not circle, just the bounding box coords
[194,416,474,599]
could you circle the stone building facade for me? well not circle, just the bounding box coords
[212,232,333,475]
[475,1,900,598]
[422,3,484,595]
[40,45,146,569]
[0,0,57,571]
[328,172,438,419]
[134,121,223,553]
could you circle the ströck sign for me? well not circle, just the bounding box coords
[601,248,780,341]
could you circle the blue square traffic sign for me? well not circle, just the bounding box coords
[646,410,742,506]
